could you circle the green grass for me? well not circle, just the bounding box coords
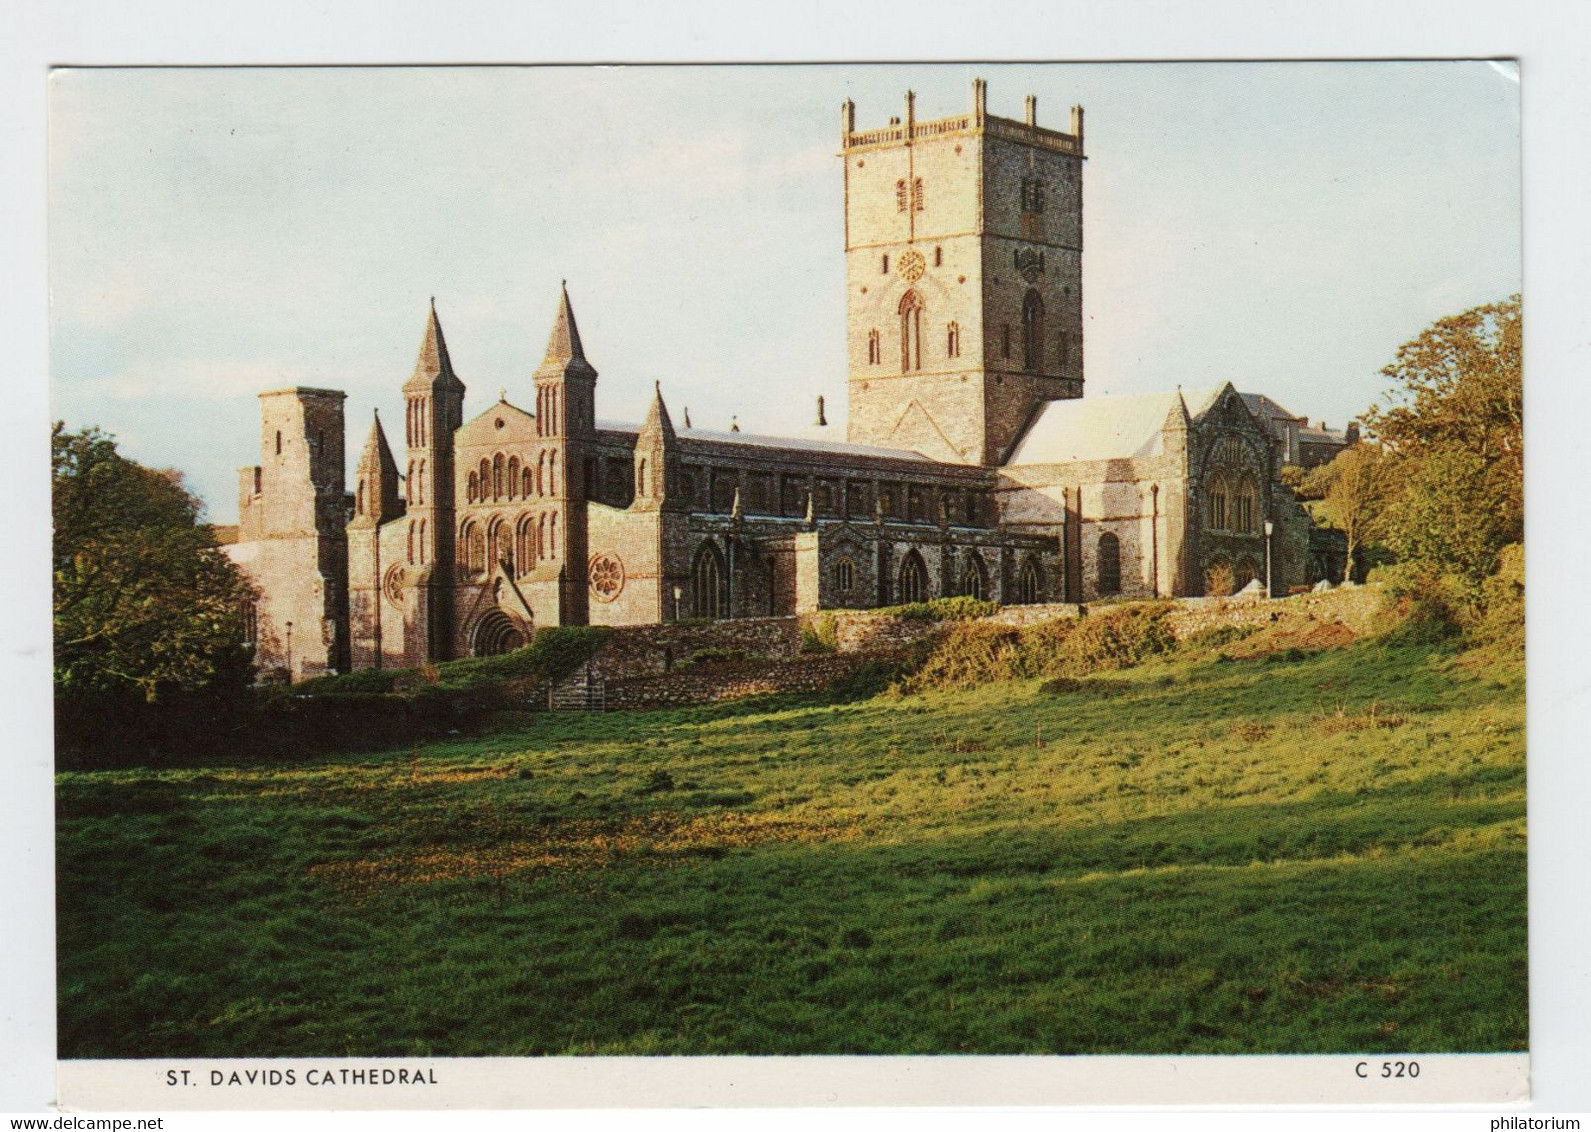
[56,636,1525,1057]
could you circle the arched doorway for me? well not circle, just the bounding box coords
[472,610,526,657]
[1204,554,1235,597]
[1233,556,1261,591]
[691,541,727,620]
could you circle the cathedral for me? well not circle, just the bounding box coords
[226,79,1350,681]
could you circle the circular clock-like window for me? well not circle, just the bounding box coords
[588,553,625,603]
[897,249,926,282]
[383,565,405,606]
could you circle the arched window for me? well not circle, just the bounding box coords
[521,466,533,498]
[550,513,558,557]
[406,520,415,565]
[912,177,924,212]
[275,430,282,456]
[1097,532,1122,596]
[516,514,534,573]
[417,519,427,564]
[548,454,557,496]
[899,290,924,373]
[467,471,479,503]
[867,329,881,365]
[492,454,504,499]
[487,517,505,573]
[896,179,908,212]
[1018,556,1044,605]
[897,550,928,604]
[536,452,546,496]
[479,459,491,499]
[834,556,856,595]
[946,321,961,358]
[537,513,547,560]
[507,456,520,500]
[933,245,943,267]
[406,460,414,502]
[907,487,924,523]
[1235,476,1259,534]
[416,460,425,506]
[1207,472,1230,532]
[959,552,988,601]
[636,458,648,497]
[1022,289,1045,372]
[356,480,366,516]
[691,542,727,620]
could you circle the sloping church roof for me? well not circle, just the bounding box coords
[1006,390,1186,465]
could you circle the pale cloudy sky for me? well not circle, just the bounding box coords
[48,62,1519,524]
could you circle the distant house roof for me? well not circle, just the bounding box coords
[1238,392,1301,425]
[1006,390,1186,465]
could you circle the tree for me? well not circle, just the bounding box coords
[1364,295,1522,581]
[53,424,255,701]
[1302,442,1387,584]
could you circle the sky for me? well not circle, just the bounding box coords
[48,62,1520,524]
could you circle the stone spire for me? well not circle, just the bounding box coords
[534,282,598,384]
[351,409,402,526]
[403,298,463,393]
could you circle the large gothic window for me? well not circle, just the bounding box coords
[899,290,924,373]
[897,550,928,604]
[1097,531,1122,596]
[1207,471,1230,531]
[1022,289,1045,372]
[691,542,727,620]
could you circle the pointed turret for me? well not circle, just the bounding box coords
[534,283,598,386]
[638,381,676,443]
[351,410,403,526]
[404,298,464,394]
[633,382,678,512]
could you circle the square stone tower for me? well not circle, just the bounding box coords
[233,387,349,678]
[842,79,1085,466]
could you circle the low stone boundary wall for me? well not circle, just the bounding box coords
[606,654,867,710]
[583,617,805,682]
[1163,585,1380,640]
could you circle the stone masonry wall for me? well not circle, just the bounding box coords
[582,616,805,683]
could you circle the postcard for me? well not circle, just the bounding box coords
[45,61,1526,1110]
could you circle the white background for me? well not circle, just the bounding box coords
[3,0,1587,1124]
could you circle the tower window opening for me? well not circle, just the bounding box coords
[275,431,282,455]
[1022,289,1045,372]
[912,177,924,212]
[946,321,961,359]
[881,254,889,274]
[896,179,909,212]
[933,245,942,267]
[899,290,924,373]
[867,328,881,365]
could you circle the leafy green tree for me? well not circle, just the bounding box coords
[1301,442,1388,584]
[1365,295,1522,581]
[53,424,255,701]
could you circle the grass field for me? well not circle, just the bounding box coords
[56,633,1526,1057]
